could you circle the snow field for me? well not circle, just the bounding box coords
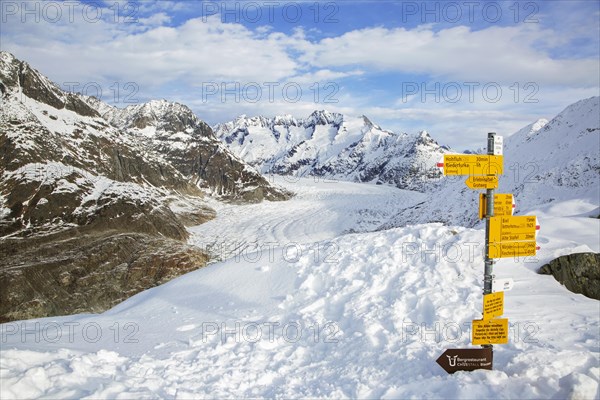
[1,178,598,398]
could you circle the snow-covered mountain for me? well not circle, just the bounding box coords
[214,111,447,192]
[381,96,600,228]
[215,97,599,228]
[1,50,598,398]
[0,51,288,322]
[85,98,289,202]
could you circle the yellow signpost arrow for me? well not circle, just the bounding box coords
[497,231,537,242]
[465,175,498,189]
[488,241,538,258]
[489,216,539,243]
[438,154,503,176]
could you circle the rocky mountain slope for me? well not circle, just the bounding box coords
[0,51,287,322]
[214,111,447,192]
[89,98,289,202]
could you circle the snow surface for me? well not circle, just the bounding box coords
[188,177,426,262]
[1,178,598,399]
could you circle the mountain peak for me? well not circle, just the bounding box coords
[98,98,204,132]
[0,51,99,117]
[0,50,17,67]
[273,114,298,126]
[305,110,344,127]
[360,115,375,129]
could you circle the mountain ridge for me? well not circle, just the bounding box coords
[214,111,447,192]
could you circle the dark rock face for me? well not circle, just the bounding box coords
[164,139,288,202]
[539,253,600,300]
[15,57,100,118]
[0,230,208,322]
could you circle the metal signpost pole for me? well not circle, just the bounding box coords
[483,132,496,350]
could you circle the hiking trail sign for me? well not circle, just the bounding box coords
[436,348,493,374]
[478,193,514,219]
[437,154,504,176]
[466,175,498,189]
[435,132,539,373]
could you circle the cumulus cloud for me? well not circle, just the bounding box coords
[1,0,598,149]
[3,2,597,89]
[2,9,300,88]
[299,24,599,87]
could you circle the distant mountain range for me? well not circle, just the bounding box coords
[214,111,448,192]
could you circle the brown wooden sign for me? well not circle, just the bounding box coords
[436,348,493,374]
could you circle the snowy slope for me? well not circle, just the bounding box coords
[501,97,600,212]
[215,111,447,192]
[382,96,600,228]
[1,178,598,399]
[188,177,427,262]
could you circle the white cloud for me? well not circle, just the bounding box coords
[1,1,597,151]
[300,24,599,87]
[288,69,364,85]
[138,12,172,27]
[2,11,300,89]
[4,3,597,90]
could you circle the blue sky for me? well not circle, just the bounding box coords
[1,0,599,149]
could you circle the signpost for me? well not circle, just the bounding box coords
[479,194,514,220]
[492,278,514,293]
[490,216,538,234]
[492,135,503,155]
[489,216,539,242]
[482,133,497,316]
[435,132,539,374]
[465,176,498,189]
[438,154,504,176]
[483,292,504,320]
[436,348,493,374]
[488,241,538,258]
[472,318,509,345]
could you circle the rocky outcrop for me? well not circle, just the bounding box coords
[0,230,208,322]
[539,253,600,300]
[3,52,99,118]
